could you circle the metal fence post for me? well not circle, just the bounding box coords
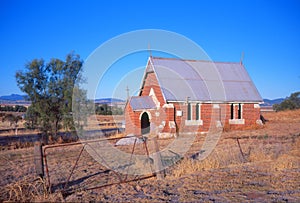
[34,141,44,178]
[152,137,165,180]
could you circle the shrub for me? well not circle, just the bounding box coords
[273,91,300,111]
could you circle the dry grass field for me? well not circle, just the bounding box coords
[0,110,299,202]
[0,115,124,136]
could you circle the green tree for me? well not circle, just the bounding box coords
[24,105,40,129]
[16,52,86,137]
[95,104,123,115]
[72,86,91,135]
[273,91,300,111]
[14,105,27,112]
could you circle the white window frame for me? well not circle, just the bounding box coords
[185,103,203,126]
[229,103,245,124]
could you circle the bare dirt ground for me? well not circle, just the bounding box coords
[0,110,299,202]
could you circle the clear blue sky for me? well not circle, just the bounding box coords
[1,0,299,100]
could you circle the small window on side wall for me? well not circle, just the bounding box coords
[196,103,201,120]
[187,103,192,120]
[230,103,243,120]
[230,103,234,119]
[238,103,242,119]
[229,103,244,124]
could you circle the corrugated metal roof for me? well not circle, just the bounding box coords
[150,57,263,102]
[130,96,156,110]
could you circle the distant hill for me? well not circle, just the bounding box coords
[0,94,125,106]
[0,94,27,101]
[94,98,125,104]
[261,98,285,107]
[0,94,31,105]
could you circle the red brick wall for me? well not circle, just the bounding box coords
[170,102,211,133]
[157,105,175,133]
[140,72,165,106]
[125,103,140,135]
[170,102,261,133]
[241,103,260,125]
[126,101,261,134]
[125,107,167,135]
[224,103,261,130]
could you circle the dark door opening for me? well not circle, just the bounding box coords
[141,112,150,135]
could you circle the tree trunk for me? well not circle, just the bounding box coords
[55,118,59,136]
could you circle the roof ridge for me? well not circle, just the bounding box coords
[150,56,241,64]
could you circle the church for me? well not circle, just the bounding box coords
[125,56,263,138]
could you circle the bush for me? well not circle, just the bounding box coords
[273,91,300,111]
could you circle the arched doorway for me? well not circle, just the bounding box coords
[141,112,150,135]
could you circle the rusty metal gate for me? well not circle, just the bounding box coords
[37,135,163,195]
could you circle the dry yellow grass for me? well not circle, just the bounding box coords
[263,108,300,121]
[1,109,300,202]
[4,177,46,202]
[172,157,220,178]
[172,110,300,178]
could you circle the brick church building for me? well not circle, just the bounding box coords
[125,56,263,138]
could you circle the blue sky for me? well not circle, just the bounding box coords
[1,0,299,99]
